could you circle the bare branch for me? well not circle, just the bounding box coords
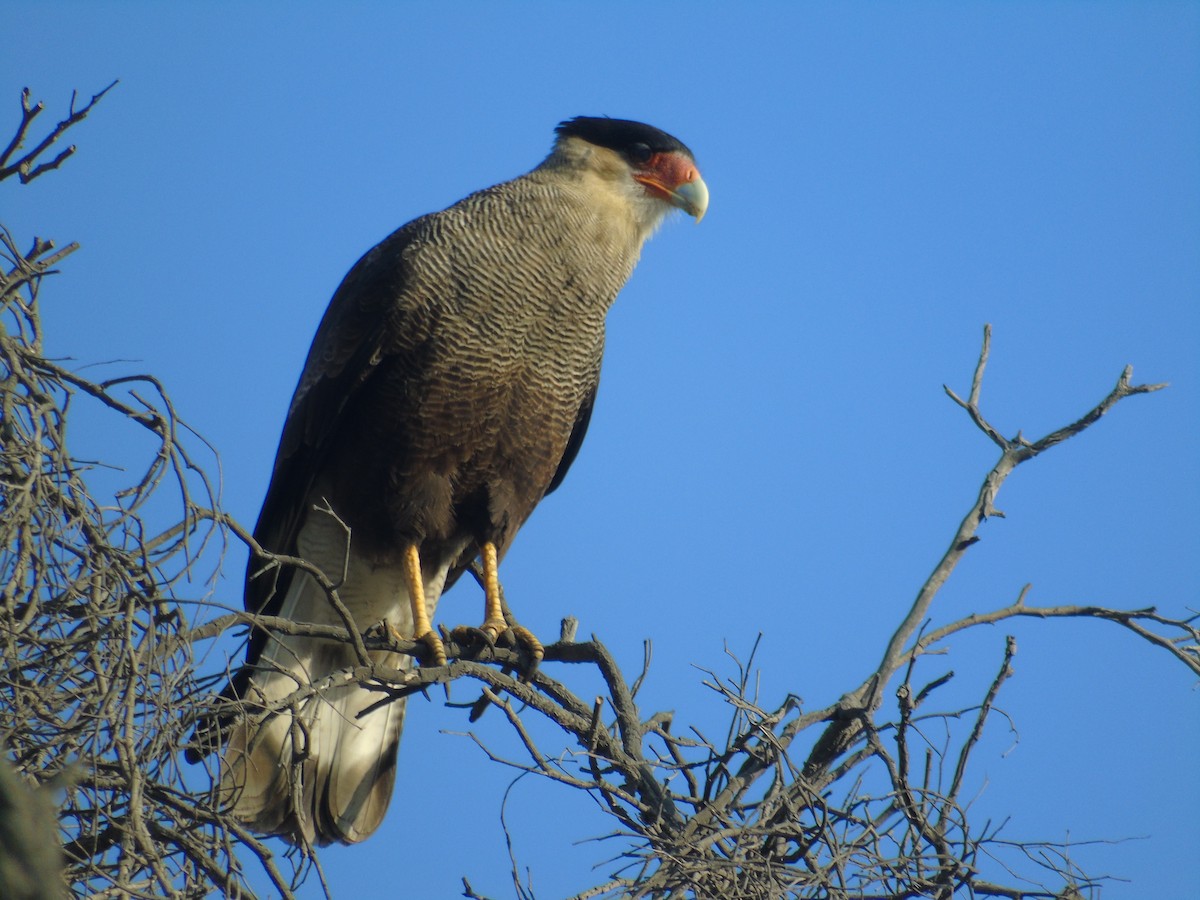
[2,133,297,893]
[0,83,117,184]
[801,325,1168,785]
[947,635,1015,802]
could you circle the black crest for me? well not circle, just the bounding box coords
[555,116,694,162]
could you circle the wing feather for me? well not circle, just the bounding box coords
[545,383,597,497]
[243,219,427,654]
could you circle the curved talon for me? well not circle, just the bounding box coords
[387,621,446,666]
[447,621,543,672]
[507,624,544,672]
[479,616,507,645]
[417,629,448,667]
[449,623,497,650]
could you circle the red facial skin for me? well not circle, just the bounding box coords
[633,151,702,200]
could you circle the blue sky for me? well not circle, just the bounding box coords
[5,3,1198,898]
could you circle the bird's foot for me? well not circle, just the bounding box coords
[504,624,545,672]
[389,621,447,667]
[448,620,501,651]
[479,615,507,646]
[448,620,544,673]
[420,629,448,667]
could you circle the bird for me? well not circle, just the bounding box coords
[202,116,708,846]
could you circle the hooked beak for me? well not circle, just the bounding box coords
[634,152,710,222]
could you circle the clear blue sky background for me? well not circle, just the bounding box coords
[5,3,1198,898]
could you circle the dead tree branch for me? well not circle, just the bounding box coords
[1,88,303,899]
[0,83,117,185]
[799,324,1168,786]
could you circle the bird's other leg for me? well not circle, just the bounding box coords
[478,541,507,643]
[479,541,544,668]
[400,543,446,666]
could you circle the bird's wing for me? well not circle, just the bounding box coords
[545,381,597,497]
[244,221,425,627]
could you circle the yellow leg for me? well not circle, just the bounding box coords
[479,541,506,643]
[479,541,544,667]
[401,543,446,666]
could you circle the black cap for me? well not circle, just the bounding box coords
[555,116,694,163]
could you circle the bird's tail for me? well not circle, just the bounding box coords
[220,516,448,845]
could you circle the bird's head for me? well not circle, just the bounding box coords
[547,116,709,233]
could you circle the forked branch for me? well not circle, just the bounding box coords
[800,325,1168,785]
[0,83,117,184]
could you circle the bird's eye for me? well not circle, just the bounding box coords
[628,142,653,164]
